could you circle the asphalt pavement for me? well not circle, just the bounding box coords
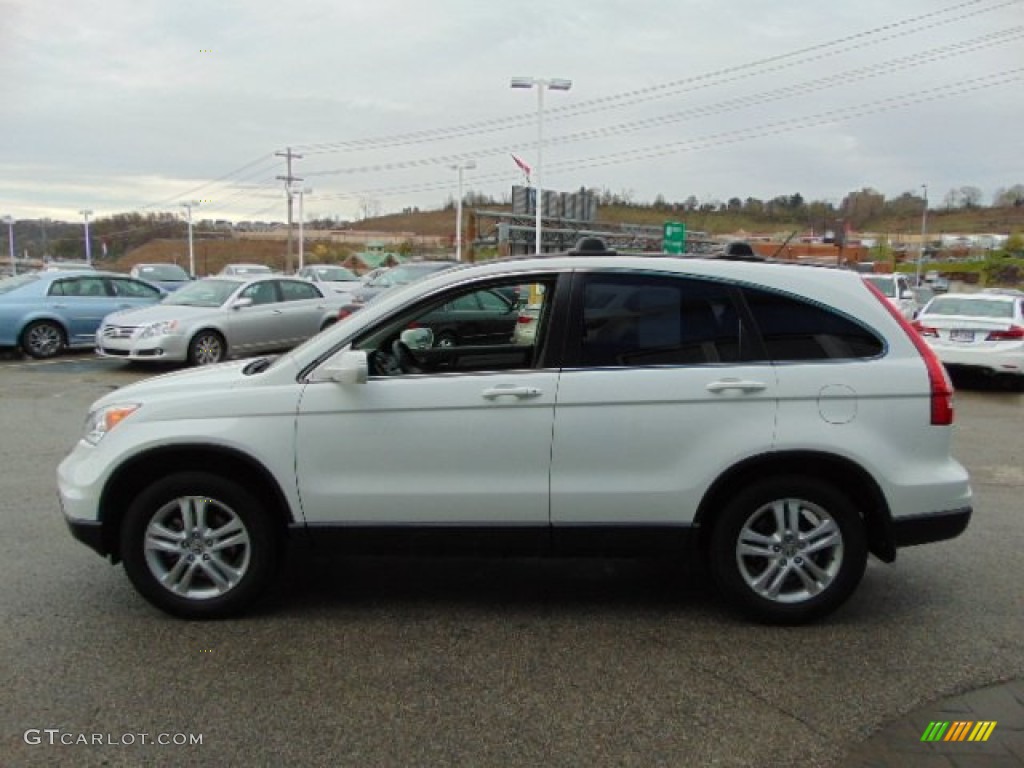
[1,353,1021,767]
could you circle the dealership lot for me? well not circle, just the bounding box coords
[1,352,1022,767]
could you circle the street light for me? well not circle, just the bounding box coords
[79,210,94,266]
[915,185,928,286]
[181,201,200,277]
[290,187,312,271]
[449,161,475,261]
[510,76,572,255]
[3,216,14,276]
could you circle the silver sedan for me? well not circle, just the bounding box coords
[96,276,348,366]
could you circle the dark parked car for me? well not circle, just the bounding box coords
[414,288,518,347]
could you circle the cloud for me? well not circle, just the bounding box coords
[3,0,1023,220]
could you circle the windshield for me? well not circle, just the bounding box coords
[926,297,1014,319]
[227,265,272,275]
[0,273,40,294]
[136,264,189,281]
[313,266,357,281]
[864,276,896,298]
[164,279,242,307]
[374,263,452,287]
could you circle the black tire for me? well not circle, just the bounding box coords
[120,472,281,619]
[187,330,226,366]
[708,476,867,624]
[21,320,66,359]
[435,331,458,348]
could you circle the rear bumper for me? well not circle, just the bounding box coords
[892,506,972,548]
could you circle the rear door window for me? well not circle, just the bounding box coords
[741,287,884,360]
[569,273,750,367]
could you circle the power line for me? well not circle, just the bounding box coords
[301,30,1023,180]
[293,0,1020,156]
[302,68,1022,203]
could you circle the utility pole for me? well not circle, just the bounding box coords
[276,147,303,273]
[915,185,928,286]
[79,209,94,266]
[3,216,14,276]
[181,201,200,277]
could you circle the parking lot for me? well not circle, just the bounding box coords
[1,351,1022,767]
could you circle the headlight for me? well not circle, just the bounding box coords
[139,320,179,339]
[83,404,140,445]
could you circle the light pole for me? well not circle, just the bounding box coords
[3,216,14,276]
[181,201,200,277]
[449,160,475,261]
[291,187,312,271]
[510,76,572,255]
[79,210,94,266]
[915,185,928,286]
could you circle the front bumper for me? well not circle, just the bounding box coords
[95,332,189,362]
[65,517,108,557]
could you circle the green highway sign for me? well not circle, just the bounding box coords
[663,221,687,254]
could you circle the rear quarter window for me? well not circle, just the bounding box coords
[742,287,884,360]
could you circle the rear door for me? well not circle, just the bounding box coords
[277,279,330,345]
[550,271,778,534]
[47,276,121,345]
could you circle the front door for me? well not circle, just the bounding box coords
[295,275,560,529]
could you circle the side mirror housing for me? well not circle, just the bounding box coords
[232,297,254,310]
[311,349,368,384]
[400,327,433,350]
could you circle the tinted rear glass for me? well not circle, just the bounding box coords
[742,287,884,360]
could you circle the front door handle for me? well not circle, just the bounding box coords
[481,385,542,400]
[706,379,768,393]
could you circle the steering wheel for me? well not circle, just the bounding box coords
[391,340,423,374]
[371,347,402,377]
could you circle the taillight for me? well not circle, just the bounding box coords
[337,308,354,320]
[516,315,533,324]
[986,325,1024,341]
[864,280,954,426]
[911,320,938,338]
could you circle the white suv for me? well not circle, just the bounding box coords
[58,250,972,623]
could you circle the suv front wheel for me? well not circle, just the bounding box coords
[120,472,280,619]
[709,476,867,624]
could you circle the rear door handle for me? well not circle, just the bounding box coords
[481,385,542,400]
[706,379,768,393]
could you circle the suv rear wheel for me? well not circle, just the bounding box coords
[120,472,280,619]
[709,476,867,624]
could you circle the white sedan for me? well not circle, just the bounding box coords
[912,290,1024,383]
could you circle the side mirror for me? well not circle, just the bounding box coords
[232,297,254,310]
[400,327,433,350]
[310,349,368,384]
[900,290,914,300]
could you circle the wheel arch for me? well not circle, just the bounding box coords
[694,450,895,563]
[19,314,69,341]
[98,445,295,562]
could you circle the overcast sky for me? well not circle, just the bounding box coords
[2,0,1022,224]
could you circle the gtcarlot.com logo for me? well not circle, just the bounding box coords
[24,729,203,746]
[920,721,997,743]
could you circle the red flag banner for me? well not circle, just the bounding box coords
[511,154,531,181]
